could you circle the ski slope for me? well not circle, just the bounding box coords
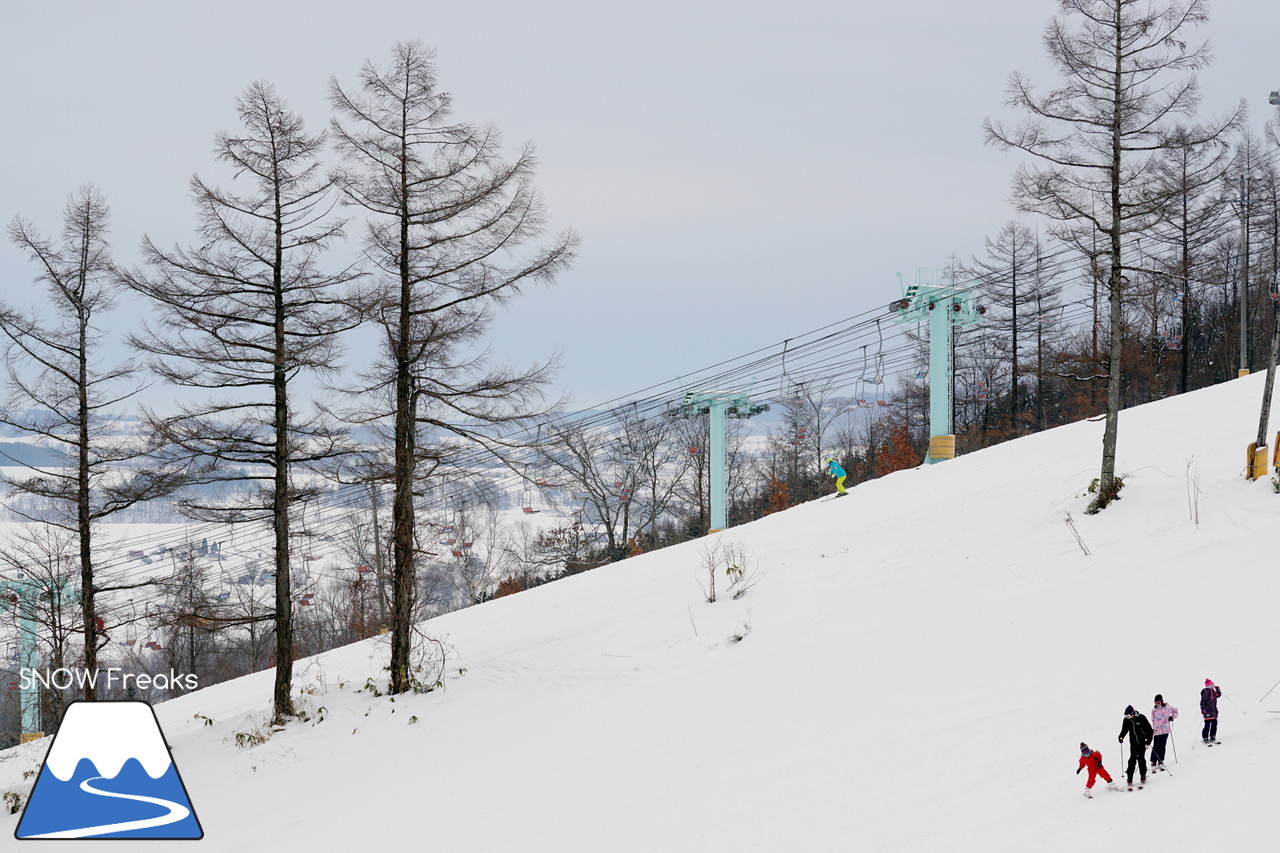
[3,373,1279,851]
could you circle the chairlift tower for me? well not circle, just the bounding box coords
[671,391,769,532]
[1,573,79,743]
[890,271,984,464]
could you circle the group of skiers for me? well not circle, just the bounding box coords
[1077,679,1224,797]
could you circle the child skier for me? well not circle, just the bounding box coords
[1150,694,1177,771]
[823,456,847,496]
[1076,743,1115,797]
[1200,679,1222,745]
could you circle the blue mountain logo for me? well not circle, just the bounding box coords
[15,700,203,840]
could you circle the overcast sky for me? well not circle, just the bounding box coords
[2,0,1278,410]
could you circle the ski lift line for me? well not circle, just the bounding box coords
[90,311,1143,610]
[57,184,1278,610]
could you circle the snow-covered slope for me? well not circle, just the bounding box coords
[3,374,1279,851]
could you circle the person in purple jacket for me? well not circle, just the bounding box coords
[1200,679,1222,745]
[1150,694,1177,771]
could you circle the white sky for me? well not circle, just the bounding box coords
[2,0,1278,409]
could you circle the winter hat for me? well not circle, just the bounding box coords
[1205,679,1215,687]
[1080,743,1090,755]
[1124,705,1136,716]
[1154,694,1164,703]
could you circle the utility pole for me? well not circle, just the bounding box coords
[1238,174,1252,378]
[1243,90,1280,478]
[1250,278,1280,480]
[890,272,984,463]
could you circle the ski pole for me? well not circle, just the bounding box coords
[1222,691,1248,715]
[1261,676,1280,704]
[1170,730,1178,764]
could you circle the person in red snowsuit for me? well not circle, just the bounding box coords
[1077,742,1114,796]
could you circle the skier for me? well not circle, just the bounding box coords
[1200,678,1222,745]
[1076,742,1115,797]
[822,456,847,496]
[1118,705,1153,789]
[1150,694,1177,771]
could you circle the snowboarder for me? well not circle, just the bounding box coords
[1076,742,1115,797]
[823,456,847,496]
[1200,678,1222,745]
[1150,694,1177,771]
[1118,705,1153,789]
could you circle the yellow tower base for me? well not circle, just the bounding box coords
[1238,368,1251,378]
[929,434,956,462]
[1246,442,1268,480]
[19,732,44,744]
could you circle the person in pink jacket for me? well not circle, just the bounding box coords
[1150,694,1178,771]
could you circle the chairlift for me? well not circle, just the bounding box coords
[521,486,540,514]
[356,565,373,574]
[298,593,316,606]
[687,446,701,454]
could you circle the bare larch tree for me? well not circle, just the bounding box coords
[984,0,1241,511]
[1,186,185,699]
[123,82,360,723]
[329,41,577,694]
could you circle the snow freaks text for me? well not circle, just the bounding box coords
[19,668,199,692]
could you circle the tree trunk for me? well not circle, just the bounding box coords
[390,132,416,695]
[78,312,97,700]
[272,184,296,722]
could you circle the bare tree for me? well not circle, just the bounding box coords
[984,0,1242,511]
[969,221,1063,434]
[123,82,359,722]
[1,186,184,698]
[1146,124,1235,392]
[329,41,577,694]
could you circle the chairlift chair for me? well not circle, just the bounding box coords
[521,487,540,514]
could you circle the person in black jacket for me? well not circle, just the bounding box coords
[1118,704,1154,789]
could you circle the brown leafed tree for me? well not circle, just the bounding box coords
[329,41,577,694]
[984,0,1242,512]
[873,418,920,476]
[123,82,360,723]
[1,186,186,699]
